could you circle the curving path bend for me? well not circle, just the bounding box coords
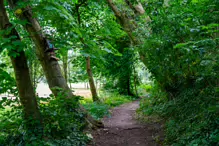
[89,101,163,146]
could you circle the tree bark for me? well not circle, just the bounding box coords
[107,0,138,45]
[75,3,100,102]
[0,0,42,134]
[33,59,37,90]
[7,0,103,128]
[127,75,132,96]
[62,50,68,82]
[86,57,99,102]
[124,0,145,14]
[133,68,138,97]
[8,1,72,97]
[29,50,38,90]
[107,0,150,68]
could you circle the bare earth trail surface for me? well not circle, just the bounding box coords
[89,101,163,146]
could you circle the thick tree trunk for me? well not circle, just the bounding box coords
[7,0,103,128]
[8,4,72,98]
[0,0,42,135]
[86,57,99,102]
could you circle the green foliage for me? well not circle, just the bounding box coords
[139,83,167,114]
[101,38,139,96]
[104,95,134,107]
[139,83,219,145]
[83,102,110,120]
[0,28,26,58]
[0,69,17,95]
[0,99,24,145]
[140,0,218,98]
[0,58,17,95]
[38,94,89,146]
[137,0,219,145]
[1,0,218,145]
[0,94,89,146]
[100,91,137,107]
[140,84,152,92]
[82,91,137,120]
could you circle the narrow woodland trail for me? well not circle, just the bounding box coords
[89,101,163,146]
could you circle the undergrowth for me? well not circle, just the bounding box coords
[82,91,137,120]
[139,83,219,145]
[0,91,137,145]
[0,93,89,146]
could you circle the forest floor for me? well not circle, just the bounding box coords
[89,101,164,146]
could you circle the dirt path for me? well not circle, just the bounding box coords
[89,101,163,146]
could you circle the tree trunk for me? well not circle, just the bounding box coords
[0,0,42,135]
[124,0,145,14]
[75,5,100,102]
[133,69,138,97]
[29,51,37,90]
[86,57,99,102]
[107,0,149,65]
[107,0,138,45]
[68,63,72,89]
[33,59,37,90]
[7,0,103,128]
[62,50,68,82]
[127,75,132,96]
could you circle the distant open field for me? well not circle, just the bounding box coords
[0,83,92,99]
[36,83,92,98]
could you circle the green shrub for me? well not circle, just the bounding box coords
[39,94,89,146]
[82,91,137,120]
[104,96,131,107]
[83,102,110,120]
[141,84,152,92]
[102,91,137,107]
[139,84,219,145]
[0,93,89,146]
[137,0,219,145]
[0,90,138,145]
[0,107,23,145]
